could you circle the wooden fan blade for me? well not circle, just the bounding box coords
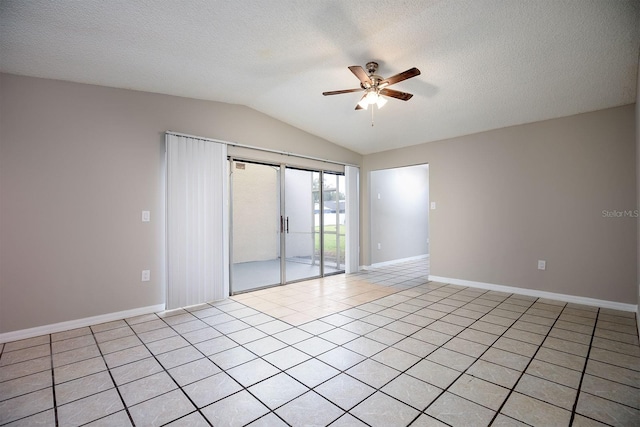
[348,66,372,86]
[380,67,420,87]
[322,88,363,96]
[380,88,413,101]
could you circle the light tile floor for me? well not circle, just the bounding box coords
[233,272,399,326]
[1,260,639,426]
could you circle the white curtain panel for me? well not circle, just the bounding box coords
[345,166,360,273]
[166,134,229,309]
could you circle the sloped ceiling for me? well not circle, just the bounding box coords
[1,0,638,154]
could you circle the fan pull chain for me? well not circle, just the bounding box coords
[371,104,375,127]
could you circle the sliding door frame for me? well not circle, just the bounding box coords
[229,158,345,295]
[228,158,283,294]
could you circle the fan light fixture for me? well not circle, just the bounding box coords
[323,61,420,125]
[357,89,387,110]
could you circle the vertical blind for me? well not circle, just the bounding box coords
[166,134,229,309]
[345,166,360,273]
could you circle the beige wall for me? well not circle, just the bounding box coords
[0,73,361,333]
[362,105,637,304]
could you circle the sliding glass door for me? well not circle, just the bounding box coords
[284,168,321,282]
[322,173,346,274]
[230,161,344,294]
[230,161,281,292]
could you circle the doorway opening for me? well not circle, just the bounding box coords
[370,164,429,267]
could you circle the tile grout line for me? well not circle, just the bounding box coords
[49,334,59,427]
[485,300,571,426]
[87,325,136,426]
[568,307,600,426]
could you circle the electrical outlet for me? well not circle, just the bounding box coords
[430,202,436,210]
[537,260,546,271]
[141,270,150,281]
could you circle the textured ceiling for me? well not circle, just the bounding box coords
[1,0,638,155]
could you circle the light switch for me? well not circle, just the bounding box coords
[141,270,150,281]
[430,202,436,210]
[537,260,546,270]
[142,211,150,222]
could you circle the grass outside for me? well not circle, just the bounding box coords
[314,225,345,262]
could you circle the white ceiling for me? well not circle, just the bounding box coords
[1,0,638,155]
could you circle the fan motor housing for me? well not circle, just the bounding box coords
[365,61,379,74]
[360,75,383,90]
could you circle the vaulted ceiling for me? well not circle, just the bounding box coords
[1,0,638,154]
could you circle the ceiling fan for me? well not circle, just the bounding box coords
[323,61,421,110]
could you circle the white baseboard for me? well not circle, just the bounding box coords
[428,275,637,313]
[0,303,166,344]
[371,254,430,269]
